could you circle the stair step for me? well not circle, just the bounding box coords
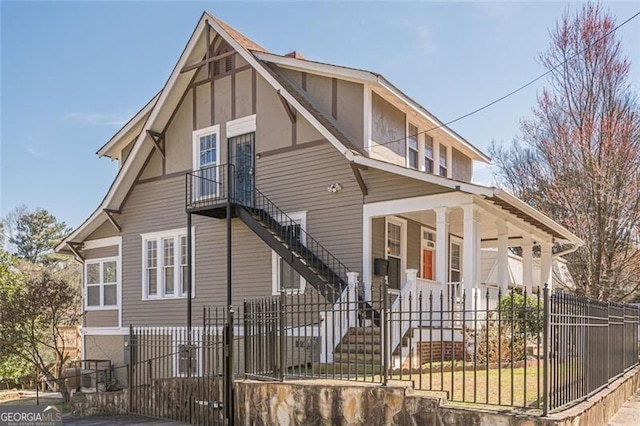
[346,327,381,336]
[333,345,381,355]
[332,353,382,364]
[339,336,382,346]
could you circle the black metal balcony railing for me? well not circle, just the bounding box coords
[186,164,231,211]
[186,164,350,296]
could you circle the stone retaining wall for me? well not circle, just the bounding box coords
[70,365,640,425]
[71,389,128,417]
[236,365,640,425]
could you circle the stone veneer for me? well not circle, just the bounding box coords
[71,365,640,425]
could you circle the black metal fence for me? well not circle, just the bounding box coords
[129,282,639,422]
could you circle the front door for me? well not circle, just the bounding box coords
[231,133,255,207]
[422,250,434,280]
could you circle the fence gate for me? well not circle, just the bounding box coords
[128,316,229,424]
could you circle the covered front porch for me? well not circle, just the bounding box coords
[362,191,579,310]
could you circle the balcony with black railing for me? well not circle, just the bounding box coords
[185,164,233,218]
[185,164,351,301]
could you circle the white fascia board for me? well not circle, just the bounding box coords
[58,16,209,253]
[493,189,584,246]
[55,209,106,252]
[97,92,161,159]
[102,18,207,210]
[353,154,495,197]
[83,327,129,336]
[205,15,354,160]
[253,52,377,84]
[83,236,122,250]
[375,77,491,163]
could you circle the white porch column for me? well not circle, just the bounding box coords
[541,241,553,291]
[522,235,534,295]
[496,220,509,294]
[462,204,479,312]
[434,207,450,292]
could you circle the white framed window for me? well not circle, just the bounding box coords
[192,125,221,199]
[449,238,462,283]
[439,145,448,177]
[85,258,119,310]
[407,123,419,169]
[385,216,407,291]
[141,228,195,300]
[424,135,434,174]
[272,212,307,294]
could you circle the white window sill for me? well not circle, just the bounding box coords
[85,305,119,311]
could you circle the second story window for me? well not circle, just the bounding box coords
[424,135,434,174]
[407,123,419,169]
[439,145,448,177]
[142,229,194,300]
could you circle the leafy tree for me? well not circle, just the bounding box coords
[490,3,640,301]
[4,205,71,265]
[0,252,82,401]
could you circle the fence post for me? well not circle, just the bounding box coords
[128,324,133,414]
[542,283,550,416]
[382,278,389,386]
[279,292,286,382]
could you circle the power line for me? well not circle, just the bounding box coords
[372,9,640,150]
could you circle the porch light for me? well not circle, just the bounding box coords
[327,183,342,193]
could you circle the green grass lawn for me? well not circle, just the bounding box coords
[391,365,543,409]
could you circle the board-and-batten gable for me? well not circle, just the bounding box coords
[369,91,475,182]
[276,67,365,153]
[136,46,326,183]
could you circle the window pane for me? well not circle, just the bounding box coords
[104,284,117,306]
[103,261,117,283]
[387,223,401,257]
[87,263,100,285]
[147,240,157,267]
[165,267,175,295]
[163,238,174,266]
[408,150,418,169]
[181,265,188,295]
[181,236,187,265]
[425,135,433,157]
[87,286,100,306]
[280,259,300,291]
[425,158,434,174]
[147,270,157,296]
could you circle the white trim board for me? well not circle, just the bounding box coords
[84,236,122,250]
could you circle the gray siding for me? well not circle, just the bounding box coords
[85,310,119,327]
[363,168,452,204]
[118,176,273,327]
[452,147,472,182]
[84,246,118,259]
[371,92,405,159]
[272,67,364,150]
[405,218,421,272]
[256,142,363,274]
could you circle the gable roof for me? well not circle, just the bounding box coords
[57,11,579,254]
[253,51,490,163]
[97,91,161,159]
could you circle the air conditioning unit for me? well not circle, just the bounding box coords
[80,369,106,392]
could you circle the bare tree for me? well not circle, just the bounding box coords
[491,3,640,301]
[0,254,82,402]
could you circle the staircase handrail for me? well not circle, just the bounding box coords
[235,181,351,293]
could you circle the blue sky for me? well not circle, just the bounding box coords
[1,1,639,229]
